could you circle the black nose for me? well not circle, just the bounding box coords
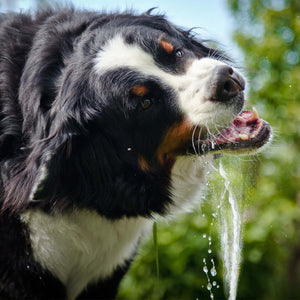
[212,65,245,102]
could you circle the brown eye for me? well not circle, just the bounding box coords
[175,49,184,58]
[141,98,152,109]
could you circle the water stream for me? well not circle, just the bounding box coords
[218,161,243,300]
[201,158,243,300]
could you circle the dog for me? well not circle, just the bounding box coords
[0,7,271,299]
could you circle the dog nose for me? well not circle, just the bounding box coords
[212,65,245,102]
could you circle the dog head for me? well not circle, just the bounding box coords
[3,11,271,217]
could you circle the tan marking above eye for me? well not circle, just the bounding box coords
[131,85,149,97]
[160,40,174,54]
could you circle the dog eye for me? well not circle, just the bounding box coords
[141,98,152,109]
[175,49,184,58]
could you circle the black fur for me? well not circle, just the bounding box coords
[0,7,224,299]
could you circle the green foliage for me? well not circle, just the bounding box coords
[119,209,225,300]
[227,0,300,298]
[120,1,300,299]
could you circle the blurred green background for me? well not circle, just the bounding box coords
[1,0,299,299]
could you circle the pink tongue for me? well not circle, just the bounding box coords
[214,110,261,144]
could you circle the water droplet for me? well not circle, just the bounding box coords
[208,236,212,241]
[208,249,212,254]
[210,267,217,276]
[203,233,207,238]
[289,84,292,87]
[203,258,206,264]
[217,285,220,289]
[207,283,212,290]
[212,213,217,218]
[203,266,208,273]
[212,281,217,286]
[210,294,214,299]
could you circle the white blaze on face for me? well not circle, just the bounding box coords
[94,35,240,132]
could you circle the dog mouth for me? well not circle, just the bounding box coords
[195,108,272,155]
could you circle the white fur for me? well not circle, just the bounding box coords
[94,35,239,131]
[169,156,213,213]
[21,210,152,300]
[29,152,52,202]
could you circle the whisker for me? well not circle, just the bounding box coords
[191,124,199,155]
[197,126,203,155]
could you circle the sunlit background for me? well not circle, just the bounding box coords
[0,0,242,61]
[0,1,299,299]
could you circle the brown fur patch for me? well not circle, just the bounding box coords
[160,40,174,54]
[138,156,150,172]
[156,119,195,168]
[131,85,149,97]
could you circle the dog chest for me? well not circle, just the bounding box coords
[20,209,152,299]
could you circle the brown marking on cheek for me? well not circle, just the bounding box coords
[131,85,149,97]
[160,40,174,54]
[138,155,150,172]
[156,119,195,168]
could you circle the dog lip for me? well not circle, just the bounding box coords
[193,109,272,155]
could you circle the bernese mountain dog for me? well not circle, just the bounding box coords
[0,7,271,300]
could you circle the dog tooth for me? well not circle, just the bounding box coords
[252,107,259,119]
[239,134,248,140]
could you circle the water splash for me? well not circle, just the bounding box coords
[202,258,215,299]
[219,161,243,300]
[202,229,219,299]
[210,259,217,277]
